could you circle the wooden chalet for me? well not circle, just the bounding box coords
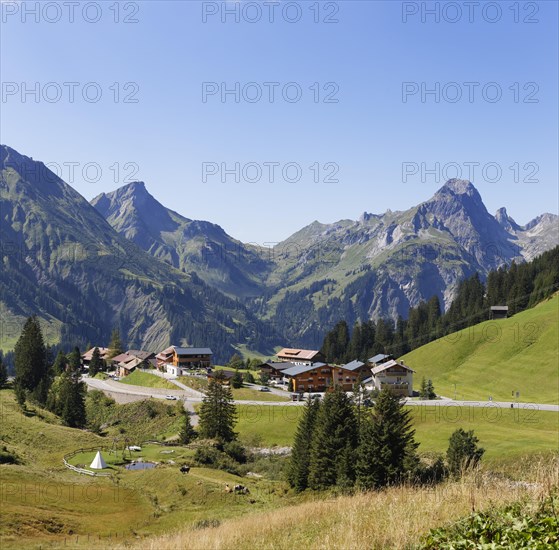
[156,346,212,372]
[259,361,296,381]
[370,359,415,397]
[81,347,111,366]
[490,305,509,320]
[276,348,325,365]
[207,369,236,385]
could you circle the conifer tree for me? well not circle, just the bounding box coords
[52,350,67,375]
[446,428,484,478]
[308,386,357,490]
[58,372,87,428]
[88,347,102,378]
[419,377,427,400]
[287,396,320,491]
[231,369,243,389]
[426,379,436,400]
[68,346,81,372]
[356,388,418,489]
[179,410,197,444]
[14,316,50,405]
[0,355,7,388]
[108,328,123,358]
[198,373,237,442]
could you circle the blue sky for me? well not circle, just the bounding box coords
[1,0,557,243]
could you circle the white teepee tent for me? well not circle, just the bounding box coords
[90,450,108,470]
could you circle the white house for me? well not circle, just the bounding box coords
[370,359,415,397]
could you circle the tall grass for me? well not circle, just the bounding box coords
[123,456,558,550]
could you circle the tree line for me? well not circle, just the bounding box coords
[320,246,559,364]
[288,387,484,492]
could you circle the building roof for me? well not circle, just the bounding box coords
[277,348,321,360]
[118,357,142,370]
[490,306,509,311]
[340,360,365,372]
[81,347,111,361]
[371,359,416,375]
[282,363,327,377]
[368,353,392,364]
[111,352,133,364]
[126,350,155,361]
[259,361,296,370]
[173,346,213,356]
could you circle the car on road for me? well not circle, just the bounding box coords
[165,395,178,400]
[259,386,271,392]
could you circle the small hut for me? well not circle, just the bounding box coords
[490,306,509,320]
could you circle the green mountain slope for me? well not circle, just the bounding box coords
[402,293,559,404]
[0,145,278,361]
[91,182,271,297]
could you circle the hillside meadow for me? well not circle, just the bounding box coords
[235,404,559,463]
[402,293,559,404]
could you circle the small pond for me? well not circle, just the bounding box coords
[125,461,157,471]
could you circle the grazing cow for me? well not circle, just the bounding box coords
[180,465,190,474]
[233,484,250,495]
[224,484,232,493]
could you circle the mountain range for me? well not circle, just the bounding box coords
[1,144,557,358]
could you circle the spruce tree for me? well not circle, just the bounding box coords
[0,355,7,388]
[88,347,102,378]
[58,372,87,428]
[356,388,418,489]
[446,428,484,478]
[108,328,123,358]
[179,411,197,444]
[308,386,357,490]
[231,369,243,389]
[426,379,436,400]
[52,350,67,375]
[287,396,320,491]
[68,346,81,373]
[419,377,427,399]
[14,316,50,405]
[198,373,237,442]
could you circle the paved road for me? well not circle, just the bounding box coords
[83,377,559,412]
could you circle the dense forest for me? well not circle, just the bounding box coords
[320,246,559,364]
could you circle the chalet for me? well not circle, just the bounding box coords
[116,357,143,377]
[339,359,370,380]
[81,347,111,366]
[370,359,415,397]
[282,363,330,392]
[367,353,394,367]
[207,369,236,385]
[156,346,212,372]
[276,348,325,365]
[259,361,296,381]
[490,305,509,320]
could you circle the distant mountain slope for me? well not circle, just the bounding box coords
[402,293,559,404]
[262,179,558,346]
[91,182,270,297]
[0,145,278,360]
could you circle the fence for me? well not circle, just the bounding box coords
[63,447,112,477]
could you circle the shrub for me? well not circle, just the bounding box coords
[224,441,248,464]
[446,428,485,478]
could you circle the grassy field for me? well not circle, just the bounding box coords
[118,370,177,390]
[235,404,559,461]
[122,458,559,550]
[402,293,559,404]
[0,390,293,549]
[178,375,208,392]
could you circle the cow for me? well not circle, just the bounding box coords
[233,484,250,495]
[224,484,232,493]
[180,465,190,474]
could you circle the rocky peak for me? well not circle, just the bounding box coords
[495,207,521,232]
